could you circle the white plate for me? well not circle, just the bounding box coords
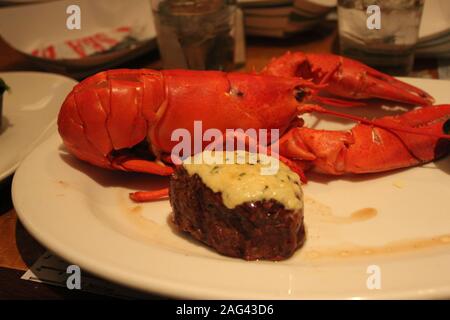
[0,72,77,181]
[12,77,450,299]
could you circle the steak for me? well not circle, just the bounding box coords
[169,166,305,261]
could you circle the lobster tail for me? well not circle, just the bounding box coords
[58,69,166,170]
[58,89,111,168]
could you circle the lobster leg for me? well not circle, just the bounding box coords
[113,157,174,175]
[130,189,169,202]
[279,105,450,175]
[115,157,173,202]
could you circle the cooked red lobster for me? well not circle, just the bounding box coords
[58,69,315,177]
[57,54,450,202]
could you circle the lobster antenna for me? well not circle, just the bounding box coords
[300,105,450,140]
[314,96,367,108]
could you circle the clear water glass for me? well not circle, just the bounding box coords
[338,0,424,75]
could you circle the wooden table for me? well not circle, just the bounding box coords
[0,21,438,299]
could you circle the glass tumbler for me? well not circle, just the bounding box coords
[338,0,424,75]
[151,0,239,71]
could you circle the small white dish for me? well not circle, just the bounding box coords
[0,71,77,181]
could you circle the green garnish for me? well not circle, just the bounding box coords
[0,78,10,95]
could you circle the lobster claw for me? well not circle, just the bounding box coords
[278,104,450,176]
[335,59,435,106]
[263,52,435,106]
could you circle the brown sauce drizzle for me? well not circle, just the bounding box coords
[302,234,450,260]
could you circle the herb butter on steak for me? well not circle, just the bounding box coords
[169,151,305,261]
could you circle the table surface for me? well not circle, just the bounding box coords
[0,21,439,299]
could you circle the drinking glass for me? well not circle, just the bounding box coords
[151,0,239,71]
[338,0,424,75]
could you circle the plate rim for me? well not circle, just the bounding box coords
[0,71,78,181]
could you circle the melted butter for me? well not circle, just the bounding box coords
[183,151,303,210]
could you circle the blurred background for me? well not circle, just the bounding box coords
[0,0,448,79]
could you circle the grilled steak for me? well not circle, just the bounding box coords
[169,166,305,261]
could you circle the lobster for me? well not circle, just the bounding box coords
[57,68,450,202]
[58,68,316,177]
[262,51,435,107]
